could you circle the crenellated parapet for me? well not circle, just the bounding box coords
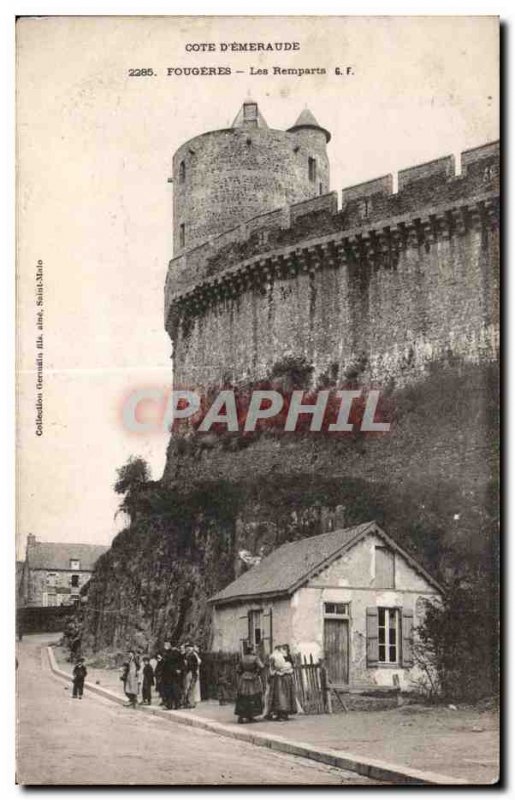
[164,137,499,391]
[165,140,500,328]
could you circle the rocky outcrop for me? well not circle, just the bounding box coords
[82,361,499,654]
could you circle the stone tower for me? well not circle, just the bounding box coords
[172,99,331,255]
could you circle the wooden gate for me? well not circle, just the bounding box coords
[292,654,327,714]
[323,618,349,684]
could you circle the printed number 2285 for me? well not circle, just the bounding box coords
[128,68,155,77]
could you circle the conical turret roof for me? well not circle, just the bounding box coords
[288,108,331,142]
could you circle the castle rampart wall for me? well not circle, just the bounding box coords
[165,141,499,389]
[398,154,455,190]
[166,142,499,300]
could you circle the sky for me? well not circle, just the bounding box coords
[15,15,499,557]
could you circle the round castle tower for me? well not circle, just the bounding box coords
[172,99,331,255]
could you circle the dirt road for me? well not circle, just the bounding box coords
[16,635,380,785]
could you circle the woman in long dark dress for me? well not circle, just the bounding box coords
[234,645,264,723]
[267,645,297,721]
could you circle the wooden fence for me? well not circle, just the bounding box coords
[200,651,330,714]
[291,653,328,714]
[200,651,240,702]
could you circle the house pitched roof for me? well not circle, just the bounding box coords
[27,541,108,571]
[209,521,441,605]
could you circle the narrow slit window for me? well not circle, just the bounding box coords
[308,157,317,182]
[179,160,186,183]
[179,223,185,248]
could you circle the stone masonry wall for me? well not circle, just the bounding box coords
[166,142,499,390]
[169,219,499,389]
[172,126,329,254]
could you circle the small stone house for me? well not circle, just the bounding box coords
[20,534,108,607]
[208,521,442,690]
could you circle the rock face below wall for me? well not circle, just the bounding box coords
[83,361,499,654]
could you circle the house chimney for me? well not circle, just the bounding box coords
[26,533,36,550]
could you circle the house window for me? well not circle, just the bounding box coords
[47,572,57,587]
[179,223,185,248]
[375,546,395,588]
[324,602,350,616]
[308,157,317,182]
[248,609,262,647]
[179,160,186,183]
[378,607,399,664]
[71,574,80,588]
[47,593,58,608]
[70,559,80,570]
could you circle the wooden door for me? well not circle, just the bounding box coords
[324,618,349,684]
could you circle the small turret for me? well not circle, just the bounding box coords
[288,108,331,143]
[287,107,331,196]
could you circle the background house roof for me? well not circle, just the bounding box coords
[27,541,108,571]
[209,521,376,604]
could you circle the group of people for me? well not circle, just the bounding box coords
[235,644,299,724]
[70,637,299,723]
[120,641,201,710]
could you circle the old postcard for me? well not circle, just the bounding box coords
[16,15,500,785]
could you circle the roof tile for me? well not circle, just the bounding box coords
[28,541,108,571]
[210,521,375,604]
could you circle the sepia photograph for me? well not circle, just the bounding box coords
[15,14,499,786]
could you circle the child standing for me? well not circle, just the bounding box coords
[72,658,87,699]
[141,656,154,705]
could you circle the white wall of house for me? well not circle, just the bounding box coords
[211,597,291,655]
[291,533,440,689]
[211,532,441,691]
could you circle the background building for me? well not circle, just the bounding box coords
[20,534,108,608]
